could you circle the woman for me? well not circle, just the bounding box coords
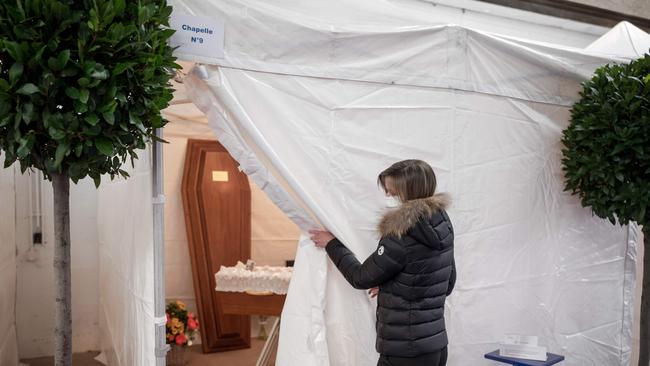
[310,159,455,366]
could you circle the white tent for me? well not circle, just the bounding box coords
[2,1,647,366]
[0,157,18,366]
[165,1,644,365]
[586,21,650,59]
[96,154,156,366]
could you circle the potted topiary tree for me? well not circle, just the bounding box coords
[0,1,178,365]
[561,53,649,366]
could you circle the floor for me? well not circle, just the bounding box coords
[186,338,274,366]
[18,339,272,366]
[20,351,104,366]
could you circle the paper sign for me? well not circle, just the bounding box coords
[170,13,224,59]
[212,171,229,182]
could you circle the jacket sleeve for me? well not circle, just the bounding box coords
[325,237,406,290]
[446,257,456,296]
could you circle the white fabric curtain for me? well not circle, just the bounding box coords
[0,156,18,366]
[185,64,636,365]
[96,150,155,366]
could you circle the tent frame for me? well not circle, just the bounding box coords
[153,129,168,366]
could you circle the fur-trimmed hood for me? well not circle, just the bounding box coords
[378,193,451,239]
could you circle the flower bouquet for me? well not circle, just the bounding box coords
[166,300,199,366]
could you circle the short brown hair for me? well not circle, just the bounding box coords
[378,159,437,202]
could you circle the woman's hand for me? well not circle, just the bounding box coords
[309,229,335,248]
[368,287,379,298]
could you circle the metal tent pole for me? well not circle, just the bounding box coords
[153,128,169,366]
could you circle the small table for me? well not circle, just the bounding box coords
[215,263,292,366]
[485,350,565,366]
[216,291,286,366]
[218,291,286,316]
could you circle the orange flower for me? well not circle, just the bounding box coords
[170,318,184,335]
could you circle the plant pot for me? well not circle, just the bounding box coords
[166,344,188,366]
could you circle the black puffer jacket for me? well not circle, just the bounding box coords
[326,194,455,357]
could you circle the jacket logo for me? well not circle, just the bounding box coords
[378,246,384,255]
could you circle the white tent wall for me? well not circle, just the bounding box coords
[169,0,606,54]
[632,229,644,365]
[96,151,155,366]
[170,1,616,106]
[185,65,636,366]
[13,175,100,359]
[0,155,18,366]
[583,22,650,366]
[162,118,300,339]
[422,0,608,44]
[168,1,642,365]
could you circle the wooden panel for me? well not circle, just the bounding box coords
[218,292,287,317]
[181,139,252,353]
[477,0,650,30]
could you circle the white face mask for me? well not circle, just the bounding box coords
[384,195,401,208]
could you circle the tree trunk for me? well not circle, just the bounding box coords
[52,173,72,366]
[640,225,649,366]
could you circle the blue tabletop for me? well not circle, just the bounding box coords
[485,350,565,366]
